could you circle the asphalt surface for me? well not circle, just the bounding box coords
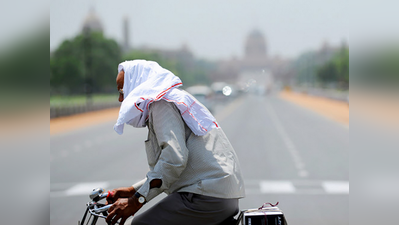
[50,94,348,225]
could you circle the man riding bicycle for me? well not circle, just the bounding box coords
[106,60,245,225]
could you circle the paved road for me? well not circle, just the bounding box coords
[50,94,348,225]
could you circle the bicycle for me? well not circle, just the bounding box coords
[79,187,115,225]
[79,187,287,225]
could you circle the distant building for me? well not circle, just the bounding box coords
[245,30,267,59]
[211,29,289,93]
[82,8,103,33]
[138,44,195,68]
[241,29,270,72]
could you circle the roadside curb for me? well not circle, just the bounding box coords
[279,91,349,126]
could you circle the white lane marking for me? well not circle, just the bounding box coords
[264,102,309,178]
[322,181,349,194]
[260,181,296,193]
[65,182,109,196]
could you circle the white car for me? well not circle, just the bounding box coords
[185,85,214,113]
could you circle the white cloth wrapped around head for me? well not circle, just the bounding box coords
[114,60,219,136]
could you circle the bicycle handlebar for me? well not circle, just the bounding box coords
[79,187,119,225]
[92,204,112,214]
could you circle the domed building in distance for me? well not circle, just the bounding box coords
[245,30,267,59]
[213,29,278,93]
[241,29,269,70]
[81,8,103,33]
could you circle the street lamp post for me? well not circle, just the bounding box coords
[83,26,93,106]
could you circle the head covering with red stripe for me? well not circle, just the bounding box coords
[114,60,219,136]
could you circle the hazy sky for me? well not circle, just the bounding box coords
[50,0,397,60]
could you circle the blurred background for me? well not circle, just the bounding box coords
[0,0,395,224]
[49,1,351,225]
[50,0,350,116]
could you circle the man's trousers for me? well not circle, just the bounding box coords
[131,192,239,225]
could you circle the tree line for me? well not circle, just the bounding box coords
[351,44,399,88]
[50,32,213,96]
[292,44,349,90]
[316,46,349,90]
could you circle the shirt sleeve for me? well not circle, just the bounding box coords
[132,178,146,191]
[136,100,189,201]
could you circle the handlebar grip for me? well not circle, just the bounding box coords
[107,190,114,199]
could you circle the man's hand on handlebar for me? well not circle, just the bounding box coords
[106,186,136,205]
[106,196,143,225]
